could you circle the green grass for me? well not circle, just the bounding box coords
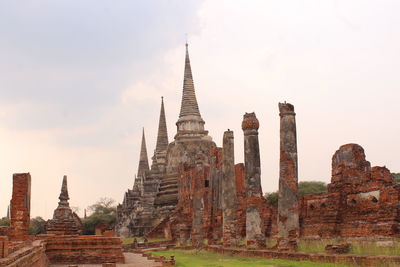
[121,237,168,245]
[150,249,351,267]
[298,239,400,256]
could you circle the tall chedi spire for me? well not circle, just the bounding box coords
[137,128,150,178]
[156,97,169,152]
[179,43,201,118]
[151,97,169,172]
[176,43,208,139]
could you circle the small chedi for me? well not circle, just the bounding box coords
[45,175,82,235]
[116,43,400,249]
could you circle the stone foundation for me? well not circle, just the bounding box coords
[0,240,49,267]
[44,235,125,264]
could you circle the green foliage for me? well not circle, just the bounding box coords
[151,249,351,267]
[392,173,400,184]
[29,216,46,235]
[264,192,278,206]
[81,197,116,235]
[298,238,400,257]
[298,181,327,196]
[0,217,10,227]
[264,181,328,206]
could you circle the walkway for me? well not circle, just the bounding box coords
[50,252,161,267]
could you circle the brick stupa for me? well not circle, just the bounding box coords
[46,175,82,235]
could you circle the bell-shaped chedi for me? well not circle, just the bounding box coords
[175,43,208,140]
[46,175,82,235]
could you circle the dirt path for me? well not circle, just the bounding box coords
[50,252,161,267]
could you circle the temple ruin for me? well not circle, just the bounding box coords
[116,43,400,249]
[1,42,400,267]
[1,174,125,266]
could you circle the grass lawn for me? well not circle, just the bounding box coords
[298,239,400,256]
[150,249,352,267]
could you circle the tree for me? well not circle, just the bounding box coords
[265,192,278,206]
[81,197,116,235]
[392,173,400,184]
[29,217,46,235]
[264,181,328,206]
[71,206,80,214]
[298,181,327,196]
[0,217,10,227]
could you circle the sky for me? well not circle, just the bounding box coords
[1,0,399,219]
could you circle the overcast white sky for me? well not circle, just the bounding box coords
[1,0,399,219]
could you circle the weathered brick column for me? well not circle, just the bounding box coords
[242,112,265,248]
[277,102,299,250]
[9,173,31,241]
[191,164,211,247]
[222,130,237,246]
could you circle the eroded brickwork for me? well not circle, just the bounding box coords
[9,173,31,241]
[222,130,237,246]
[45,176,82,235]
[299,144,400,239]
[44,236,124,264]
[242,112,266,248]
[277,103,299,250]
[117,43,400,248]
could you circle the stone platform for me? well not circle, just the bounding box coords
[50,252,161,267]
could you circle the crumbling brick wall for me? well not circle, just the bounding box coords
[299,144,400,239]
[44,236,124,264]
[8,173,31,241]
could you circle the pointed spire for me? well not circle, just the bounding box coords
[58,175,70,207]
[179,43,201,118]
[155,97,169,152]
[137,128,150,177]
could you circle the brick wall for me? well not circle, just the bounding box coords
[44,235,125,264]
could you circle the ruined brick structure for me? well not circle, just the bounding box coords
[277,102,299,250]
[8,173,31,241]
[117,44,400,248]
[221,130,237,246]
[45,175,82,235]
[1,173,124,266]
[299,143,400,239]
[242,113,267,248]
[116,98,169,237]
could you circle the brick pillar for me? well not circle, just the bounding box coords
[0,236,9,258]
[277,102,299,250]
[9,173,31,241]
[191,164,210,246]
[242,112,265,248]
[222,130,237,246]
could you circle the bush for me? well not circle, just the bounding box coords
[298,181,327,196]
[392,173,400,184]
[264,181,328,206]
[29,216,46,235]
[0,217,10,227]
[81,197,116,235]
